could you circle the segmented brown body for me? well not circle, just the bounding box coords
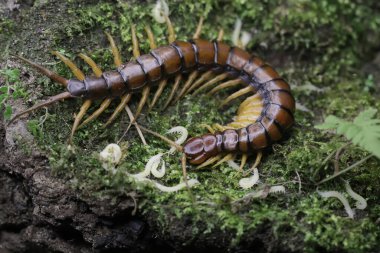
[66,39,295,165]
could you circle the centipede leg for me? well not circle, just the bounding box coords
[212,153,235,168]
[105,32,123,67]
[162,74,181,110]
[239,154,248,172]
[173,17,204,100]
[196,154,222,169]
[208,78,242,95]
[252,152,263,169]
[185,70,214,95]
[192,73,229,95]
[77,53,115,128]
[52,51,93,142]
[146,25,169,110]
[220,86,254,107]
[69,99,92,143]
[131,24,151,120]
[78,98,112,129]
[103,93,132,127]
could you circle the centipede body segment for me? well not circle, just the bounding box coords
[9,16,295,170]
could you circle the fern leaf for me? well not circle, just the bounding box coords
[316,108,380,159]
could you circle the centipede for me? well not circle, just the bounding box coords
[8,16,295,170]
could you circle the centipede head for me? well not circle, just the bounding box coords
[183,134,218,165]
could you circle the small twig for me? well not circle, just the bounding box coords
[317,154,373,185]
[334,142,351,174]
[295,170,302,194]
[125,106,147,145]
[138,125,183,152]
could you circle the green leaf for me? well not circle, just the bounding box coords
[315,108,380,159]
[4,105,12,120]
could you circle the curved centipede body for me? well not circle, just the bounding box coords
[8,17,295,169]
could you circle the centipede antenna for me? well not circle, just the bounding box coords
[7,91,72,126]
[138,125,183,152]
[16,55,68,87]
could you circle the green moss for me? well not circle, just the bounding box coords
[4,0,380,252]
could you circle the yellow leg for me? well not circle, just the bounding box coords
[199,123,216,134]
[162,74,182,110]
[149,79,168,110]
[131,24,141,58]
[175,71,199,102]
[192,73,229,95]
[103,94,132,127]
[164,15,176,43]
[193,16,204,39]
[239,153,248,172]
[196,155,222,169]
[134,86,150,120]
[78,53,103,77]
[186,70,214,94]
[145,25,157,49]
[105,32,123,67]
[69,99,92,143]
[208,78,242,95]
[78,98,113,129]
[220,86,254,107]
[252,152,263,169]
[52,51,85,80]
[217,28,224,41]
[212,153,235,168]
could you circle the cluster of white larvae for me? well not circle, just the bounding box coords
[99,126,199,192]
